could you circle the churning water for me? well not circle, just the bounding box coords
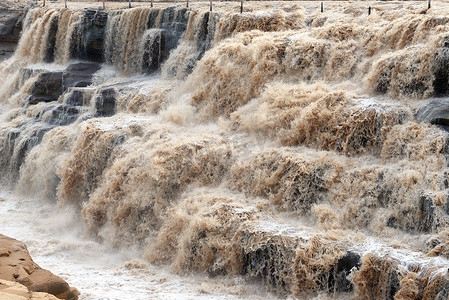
[1,1,449,299]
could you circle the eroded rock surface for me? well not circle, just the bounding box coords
[0,8,25,43]
[0,279,60,300]
[0,234,79,300]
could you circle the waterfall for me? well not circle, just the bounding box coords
[1,2,449,299]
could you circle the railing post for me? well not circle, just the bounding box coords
[210,0,212,12]
[368,6,371,15]
[64,0,67,8]
[43,0,45,7]
[186,0,188,8]
[428,0,431,9]
[128,0,131,8]
[320,1,323,13]
[151,0,153,8]
[240,0,243,13]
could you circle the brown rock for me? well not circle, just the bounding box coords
[0,279,61,300]
[0,248,10,257]
[0,234,79,300]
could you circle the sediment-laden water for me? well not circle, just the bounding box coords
[1,1,449,299]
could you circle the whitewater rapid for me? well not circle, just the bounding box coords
[0,185,282,300]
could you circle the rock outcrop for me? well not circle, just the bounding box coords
[72,10,108,62]
[0,279,59,300]
[0,234,79,300]
[0,8,26,43]
[28,62,101,104]
[415,98,449,130]
[94,88,118,117]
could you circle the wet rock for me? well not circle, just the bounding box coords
[159,7,189,50]
[433,40,449,96]
[0,234,79,300]
[241,236,294,293]
[63,63,101,88]
[43,15,59,63]
[331,251,361,292]
[0,128,20,177]
[29,72,63,104]
[95,88,117,117]
[195,12,215,59]
[71,10,108,62]
[11,67,45,94]
[142,29,166,73]
[0,8,26,43]
[437,287,449,300]
[418,192,435,233]
[42,104,87,126]
[143,8,189,73]
[4,122,55,182]
[28,63,100,105]
[147,8,162,29]
[65,90,84,106]
[415,98,449,130]
[64,90,86,106]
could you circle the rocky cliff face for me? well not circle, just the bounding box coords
[0,234,79,300]
[0,2,28,62]
[0,8,26,43]
[0,279,60,300]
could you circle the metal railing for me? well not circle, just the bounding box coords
[36,0,434,14]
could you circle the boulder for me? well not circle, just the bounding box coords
[0,8,26,43]
[95,88,117,117]
[29,72,63,104]
[62,63,101,88]
[64,90,85,107]
[0,234,79,300]
[42,104,87,126]
[0,42,15,62]
[29,63,101,105]
[415,98,449,129]
[0,279,60,299]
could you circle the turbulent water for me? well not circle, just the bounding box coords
[1,1,449,299]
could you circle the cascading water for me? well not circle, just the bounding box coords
[1,1,449,299]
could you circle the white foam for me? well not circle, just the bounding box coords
[0,186,279,300]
